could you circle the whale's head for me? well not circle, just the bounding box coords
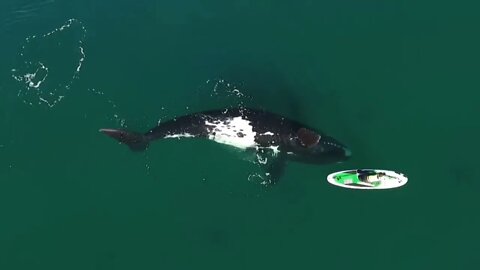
[287,127,351,164]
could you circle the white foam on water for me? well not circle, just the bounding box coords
[268,145,280,156]
[248,173,264,182]
[256,153,268,164]
[87,87,125,127]
[232,88,244,97]
[200,78,251,108]
[247,172,271,186]
[12,18,87,108]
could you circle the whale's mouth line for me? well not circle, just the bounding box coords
[319,137,351,158]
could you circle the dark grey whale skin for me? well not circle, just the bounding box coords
[100,108,351,183]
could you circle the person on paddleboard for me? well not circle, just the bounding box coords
[334,169,386,187]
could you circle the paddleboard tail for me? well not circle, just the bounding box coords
[99,128,149,152]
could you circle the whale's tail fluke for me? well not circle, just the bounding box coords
[99,129,149,152]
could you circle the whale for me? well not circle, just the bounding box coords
[100,107,351,184]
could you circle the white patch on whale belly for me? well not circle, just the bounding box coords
[164,133,195,139]
[205,116,257,149]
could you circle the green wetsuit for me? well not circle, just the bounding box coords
[335,171,381,187]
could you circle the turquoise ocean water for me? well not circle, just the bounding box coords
[1,0,479,269]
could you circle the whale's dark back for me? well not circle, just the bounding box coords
[100,108,351,165]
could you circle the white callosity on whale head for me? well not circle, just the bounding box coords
[205,116,257,149]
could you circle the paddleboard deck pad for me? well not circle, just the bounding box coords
[327,169,408,190]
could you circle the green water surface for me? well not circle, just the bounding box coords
[0,1,479,269]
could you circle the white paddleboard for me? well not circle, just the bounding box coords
[327,169,408,190]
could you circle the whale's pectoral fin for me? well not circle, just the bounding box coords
[99,128,149,152]
[265,155,287,185]
[255,149,287,185]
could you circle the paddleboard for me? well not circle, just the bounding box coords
[327,169,408,190]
